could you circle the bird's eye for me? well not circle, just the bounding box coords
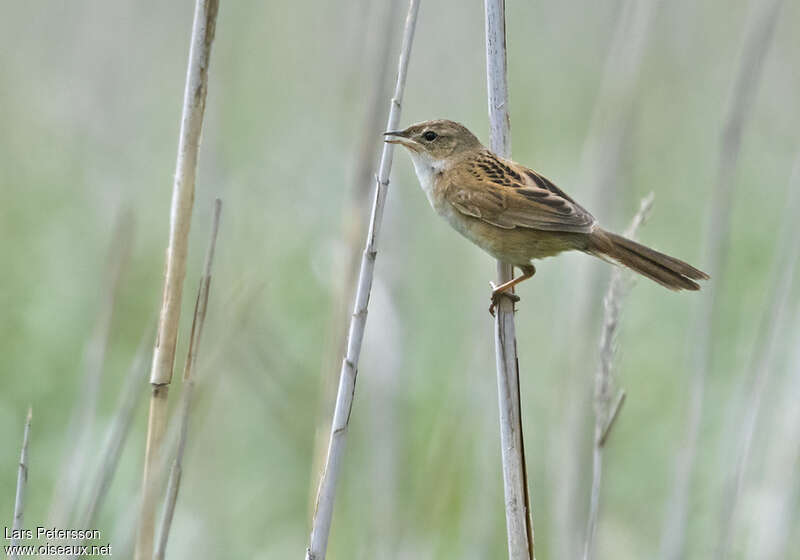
[422,130,437,142]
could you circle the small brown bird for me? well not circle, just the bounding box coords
[385,119,708,310]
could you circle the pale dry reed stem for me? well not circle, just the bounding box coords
[715,152,800,559]
[484,1,534,559]
[305,2,420,558]
[155,199,222,560]
[10,408,32,559]
[583,193,653,560]
[112,401,189,558]
[110,333,223,558]
[136,2,219,559]
[659,1,784,558]
[310,0,402,514]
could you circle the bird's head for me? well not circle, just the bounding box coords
[384,120,483,161]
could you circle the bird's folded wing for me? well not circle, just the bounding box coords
[444,155,596,233]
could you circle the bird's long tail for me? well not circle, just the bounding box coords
[587,228,709,291]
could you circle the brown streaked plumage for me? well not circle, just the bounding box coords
[385,119,709,308]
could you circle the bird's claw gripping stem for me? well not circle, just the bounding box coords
[489,282,520,316]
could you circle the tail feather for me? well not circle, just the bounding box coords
[588,229,709,291]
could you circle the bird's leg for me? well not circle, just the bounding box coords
[491,265,536,295]
[489,265,536,316]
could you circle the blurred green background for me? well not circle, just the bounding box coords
[1,0,798,558]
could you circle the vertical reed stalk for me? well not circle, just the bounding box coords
[135,2,219,559]
[660,1,783,558]
[583,194,653,560]
[484,1,534,559]
[10,408,32,559]
[310,0,402,513]
[305,2,420,558]
[156,199,222,560]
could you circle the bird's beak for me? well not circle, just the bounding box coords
[383,129,418,150]
[383,130,405,145]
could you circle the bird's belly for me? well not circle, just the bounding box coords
[437,204,582,265]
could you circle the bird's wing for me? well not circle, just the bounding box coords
[443,151,596,233]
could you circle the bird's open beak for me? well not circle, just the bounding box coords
[383,130,405,145]
[383,130,418,150]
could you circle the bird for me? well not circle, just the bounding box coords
[384,119,708,313]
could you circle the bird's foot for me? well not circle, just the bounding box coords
[489,282,520,317]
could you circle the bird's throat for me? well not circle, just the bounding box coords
[408,152,446,210]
